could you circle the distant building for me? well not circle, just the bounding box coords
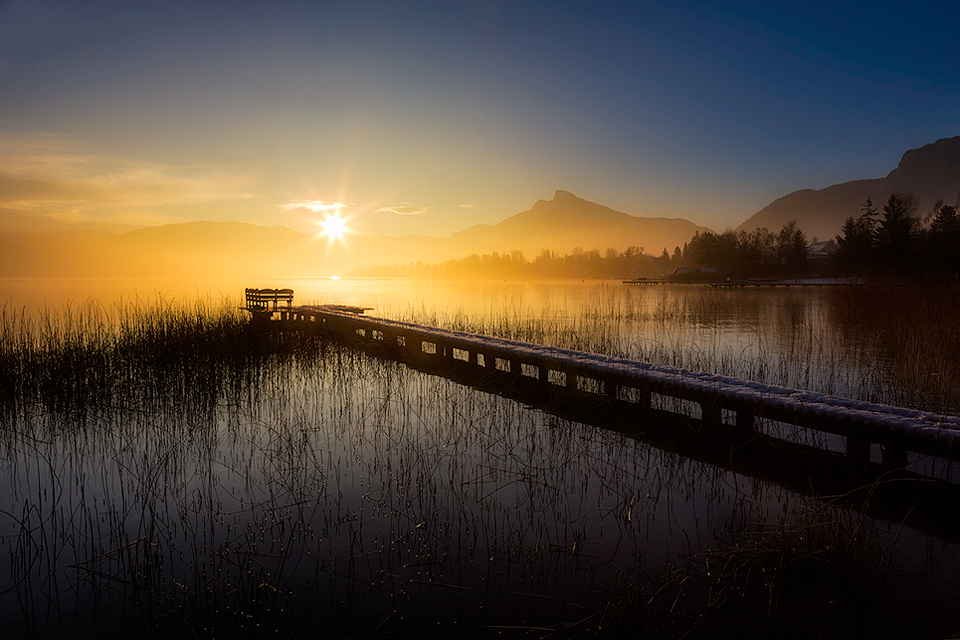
[807,240,838,257]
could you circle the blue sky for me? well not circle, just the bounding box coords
[1,0,958,236]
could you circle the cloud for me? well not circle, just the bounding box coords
[280,200,347,213]
[375,204,428,216]
[0,131,258,223]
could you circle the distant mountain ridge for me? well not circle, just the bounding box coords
[0,191,710,278]
[446,190,709,258]
[737,136,960,240]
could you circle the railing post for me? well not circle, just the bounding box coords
[700,399,722,426]
[639,388,651,410]
[881,444,907,468]
[604,379,617,397]
[846,435,870,463]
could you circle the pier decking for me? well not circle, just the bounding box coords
[246,296,960,466]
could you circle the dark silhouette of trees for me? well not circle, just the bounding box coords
[876,193,918,274]
[682,221,808,278]
[777,220,809,272]
[835,199,878,274]
[922,203,960,272]
[735,227,776,275]
[833,192,960,278]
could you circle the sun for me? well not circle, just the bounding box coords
[320,214,348,240]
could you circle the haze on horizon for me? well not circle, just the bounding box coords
[1,1,958,242]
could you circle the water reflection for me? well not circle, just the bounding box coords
[1,338,788,637]
[3,279,960,636]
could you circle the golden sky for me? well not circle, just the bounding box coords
[1,1,958,238]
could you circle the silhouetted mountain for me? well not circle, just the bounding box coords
[737,137,960,240]
[0,192,710,277]
[447,190,710,258]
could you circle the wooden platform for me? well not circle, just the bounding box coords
[258,303,960,466]
[622,279,860,287]
[710,279,856,288]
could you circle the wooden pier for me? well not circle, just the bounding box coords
[622,278,860,288]
[242,290,960,468]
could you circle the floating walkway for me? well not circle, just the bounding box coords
[244,293,960,467]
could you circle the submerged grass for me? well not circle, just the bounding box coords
[1,288,959,638]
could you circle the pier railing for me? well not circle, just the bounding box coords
[244,288,294,311]
[259,303,960,466]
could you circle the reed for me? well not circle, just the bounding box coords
[1,288,958,638]
[397,282,960,413]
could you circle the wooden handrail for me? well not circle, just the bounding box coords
[244,288,294,310]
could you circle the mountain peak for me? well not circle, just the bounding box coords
[737,135,960,240]
[532,189,584,210]
[887,136,960,194]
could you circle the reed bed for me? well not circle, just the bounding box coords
[397,283,960,414]
[1,290,959,638]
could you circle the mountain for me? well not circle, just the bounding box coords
[0,192,710,277]
[446,190,710,258]
[737,137,960,240]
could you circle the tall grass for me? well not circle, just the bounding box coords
[0,297,322,418]
[398,283,960,413]
[1,290,959,638]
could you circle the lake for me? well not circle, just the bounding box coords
[2,278,960,638]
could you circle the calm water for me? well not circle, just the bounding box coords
[0,276,914,399]
[2,278,960,637]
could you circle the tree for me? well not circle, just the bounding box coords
[685,231,720,269]
[877,193,917,274]
[835,205,877,275]
[925,204,960,272]
[736,227,775,277]
[671,246,683,269]
[859,198,880,238]
[776,220,808,272]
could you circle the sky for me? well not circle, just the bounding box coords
[1,0,959,238]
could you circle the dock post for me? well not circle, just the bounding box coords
[735,408,755,431]
[846,435,871,463]
[566,371,577,390]
[700,399,722,426]
[538,365,549,386]
[881,444,908,469]
[639,388,651,411]
[604,380,618,397]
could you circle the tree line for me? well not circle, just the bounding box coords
[834,194,960,276]
[351,192,960,279]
